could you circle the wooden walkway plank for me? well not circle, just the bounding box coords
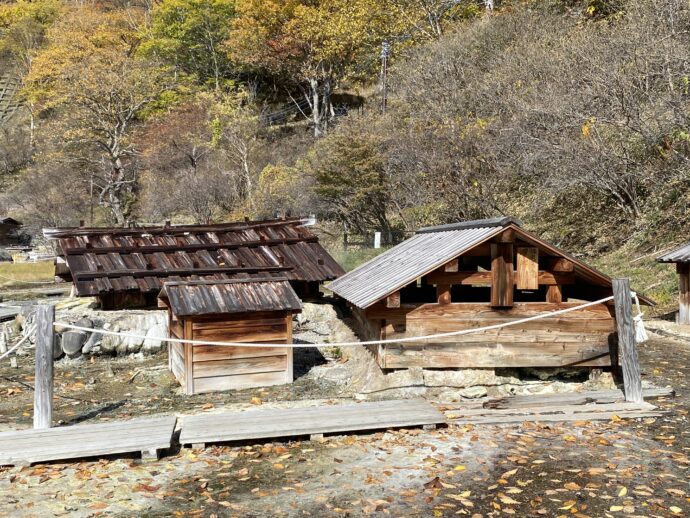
[180,399,446,446]
[0,415,177,466]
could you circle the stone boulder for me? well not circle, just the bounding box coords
[61,331,87,358]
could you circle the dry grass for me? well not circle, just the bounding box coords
[0,261,55,288]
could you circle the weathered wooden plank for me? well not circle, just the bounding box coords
[491,242,513,309]
[179,400,446,446]
[449,409,664,425]
[678,263,690,324]
[193,355,287,378]
[0,416,177,466]
[192,345,289,362]
[479,387,675,410]
[516,247,539,290]
[366,302,614,320]
[613,278,642,403]
[192,329,287,343]
[383,342,611,368]
[447,402,656,419]
[546,284,563,303]
[34,305,54,430]
[192,370,292,393]
[386,291,401,309]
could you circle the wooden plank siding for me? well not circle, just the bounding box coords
[369,302,616,369]
[164,311,294,395]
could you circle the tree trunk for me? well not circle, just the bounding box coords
[310,78,322,138]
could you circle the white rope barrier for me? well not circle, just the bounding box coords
[0,324,36,361]
[53,295,617,349]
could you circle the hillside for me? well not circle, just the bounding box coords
[0,0,688,309]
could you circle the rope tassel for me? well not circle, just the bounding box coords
[631,291,649,343]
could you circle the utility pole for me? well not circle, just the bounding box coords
[380,40,390,114]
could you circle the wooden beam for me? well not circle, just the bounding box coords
[34,305,54,429]
[678,263,690,325]
[543,257,574,272]
[427,270,573,286]
[491,243,514,308]
[444,259,459,273]
[386,291,401,308]
[516,247,539,290]
[612,278,642,403]
[495,228,515,243]
[437,284,451,305]
[63,236,319,256]
[73,265,291,281]
[546,285,563,303]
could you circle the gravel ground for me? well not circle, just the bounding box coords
[0,333,689,517]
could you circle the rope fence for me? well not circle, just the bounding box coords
[51,295,629,349]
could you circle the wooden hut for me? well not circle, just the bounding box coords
[657,244,690,324]
[328,217,652,371]
[158,278,302,395]
[44,217,344,309]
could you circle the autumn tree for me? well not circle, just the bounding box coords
[23,6,174,225]
[143,0,236,90]
[227,0,399,137]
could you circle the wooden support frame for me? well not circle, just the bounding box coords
[427,270,574,286]
[677,263,690,325]
[516,247,539,290]
[546,285,563,303]
[612,278,642,403]
[386,291,401,308]
[34,305,54,430]
[490,243,514,308]
[436,284,451,305]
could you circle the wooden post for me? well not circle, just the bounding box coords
[437,284,451,305]
[612,279,642,403]
[490,243,514,308]
[34,304,55,429]
[677,263,690,324]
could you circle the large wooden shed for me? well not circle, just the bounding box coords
[44,217,344,309]
[657,244,690,324]
[158,278,302,395]
[328,217,652,371]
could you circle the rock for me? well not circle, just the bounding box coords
[100,330,120,354]
[61,331,87,357]
[459,386,488,399]
[82,331,102,354]
[75,317,93,329]
[53,335,64,360]
[142,322,167,353]
[0,248,12,262]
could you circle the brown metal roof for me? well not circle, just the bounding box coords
[159,277,302,317]
[45,218,344,297]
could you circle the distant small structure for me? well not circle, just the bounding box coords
[657,244,690,324]
[158,278,302,394]
[0,216,22,247]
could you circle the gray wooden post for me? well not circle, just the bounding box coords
[33,304,55,429]
[612,279,642,403]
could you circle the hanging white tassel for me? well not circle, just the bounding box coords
[631,291,649,343]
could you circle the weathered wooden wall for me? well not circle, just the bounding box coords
[364,302,616,369]
[167,311,293,394]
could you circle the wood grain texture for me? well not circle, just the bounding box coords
[546,284,563,303]
[179,399,446,445]
[516,247,539,290]
[33,305,54,430]
[678,263,690,324]
[491,243,514,308]
[0,416,177,466]
[613,278,642,403]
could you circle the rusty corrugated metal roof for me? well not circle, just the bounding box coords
[45,218,344,297]
[159,277,302,317]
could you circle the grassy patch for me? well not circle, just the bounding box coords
[592,244,677,316]
[329,247,391,272]
[0,261,55,288]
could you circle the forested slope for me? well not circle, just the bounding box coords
[1,0,689,303]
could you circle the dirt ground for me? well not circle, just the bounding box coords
[1,333,689,517]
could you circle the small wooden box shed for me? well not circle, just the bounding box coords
[328,217,652,371]
[158,278,302,395]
